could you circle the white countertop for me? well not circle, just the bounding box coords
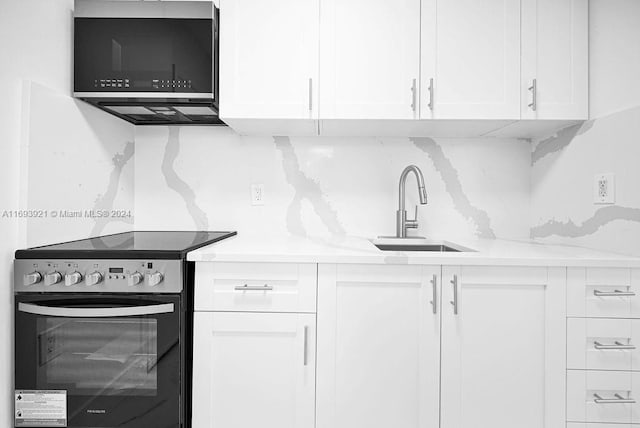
[187,234,640,267]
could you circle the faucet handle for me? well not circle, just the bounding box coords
[406,206,419,229]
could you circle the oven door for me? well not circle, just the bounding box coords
[15,294,181,428]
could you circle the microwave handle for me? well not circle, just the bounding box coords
[18,302,174,318]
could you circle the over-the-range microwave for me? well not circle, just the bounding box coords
[73,0,223,125]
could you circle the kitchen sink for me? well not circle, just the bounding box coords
[371,238,475,252]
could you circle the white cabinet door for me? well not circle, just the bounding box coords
[316,264,440,428]
[521,0,588,119]
[219,0,319,133]
[421,0,521,119]
[319,0,421,119]
[440,266,566,428]
[192,312,316,428]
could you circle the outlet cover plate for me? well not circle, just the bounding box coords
[251,184,264,206]
[594,173,615,204]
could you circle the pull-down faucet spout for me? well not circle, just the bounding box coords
[396,165,428,238]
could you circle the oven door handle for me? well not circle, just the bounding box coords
[17,302,175,317]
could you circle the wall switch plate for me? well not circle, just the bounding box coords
[251,184,264,206]
[594,173,615,204]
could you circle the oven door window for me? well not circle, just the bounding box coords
[37,317,158,396]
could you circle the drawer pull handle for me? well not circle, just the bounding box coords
[594,341,636,350]
[594,289,635,297]
[234,284,274,291]
[593,393,636,404]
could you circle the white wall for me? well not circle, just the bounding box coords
[529,0,640,256]
[0,1,135,425]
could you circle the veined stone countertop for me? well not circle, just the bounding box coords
[187,234,640,267]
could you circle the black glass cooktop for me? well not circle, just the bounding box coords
[15,231,237,260]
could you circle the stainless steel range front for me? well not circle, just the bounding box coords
[13,231,236,428]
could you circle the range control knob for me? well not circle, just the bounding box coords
[128,271,143,287]
[44,271,62,286]
[147,272,164,287]
[23,271,42,286]
[86,271,103,286]
[65,271,83,286]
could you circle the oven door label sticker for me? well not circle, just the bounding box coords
[15,390,67,427]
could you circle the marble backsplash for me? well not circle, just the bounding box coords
[530,105,640,256]
[20,82,135,247]
[134,127,531,242]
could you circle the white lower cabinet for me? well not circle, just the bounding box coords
[193,261,571,428]
[440,266,566,428]
[192,312,316,428]
[316,264,566,428]
[316,264,441,428]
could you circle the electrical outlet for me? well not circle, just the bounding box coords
[251,184,264,206]
[594,173,615,204]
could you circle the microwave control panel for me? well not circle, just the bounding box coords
[93,78,193,90]
[14,259,182,293]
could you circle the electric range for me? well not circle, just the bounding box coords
[14,230,236,428]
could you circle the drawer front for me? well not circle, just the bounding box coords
[567,370,640,423]
[194,262,317,313]
[568,268,640,318]
[567,424,640,428]
[568,318,640,371]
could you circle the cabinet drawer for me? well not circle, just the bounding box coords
[194,262,317,313]
[568,424,640,428]
[567,370,640,423]
[568,268,640,318]
[568,318,640,371]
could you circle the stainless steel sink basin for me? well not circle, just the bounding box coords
[372,237,475,252]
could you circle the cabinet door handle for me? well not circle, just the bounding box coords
[450,275,458,315]
[308,78,313,112]
[594,341,636,350]
[234,284,274,291]
[430,274,437,314]
[528,79,537,111]
[427,78,434,111]
[411,78,417,112]
[594,289,635,297]
[593,393,636,404]
[303,325,309,366]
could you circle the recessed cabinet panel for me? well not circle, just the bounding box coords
[440,266,566,428]
[192,312,316,428]
[521,0,588,119]
[421,0,521,120]
[320,0,421,119]
[316,264,440,428]
[219,0,319,128]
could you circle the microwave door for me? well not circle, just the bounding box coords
[74,17,213,94]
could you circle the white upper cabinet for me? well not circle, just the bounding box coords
[421,0,521,120]
[521,0,588,119]
[219,0,319,135]
[319,0,421,120]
